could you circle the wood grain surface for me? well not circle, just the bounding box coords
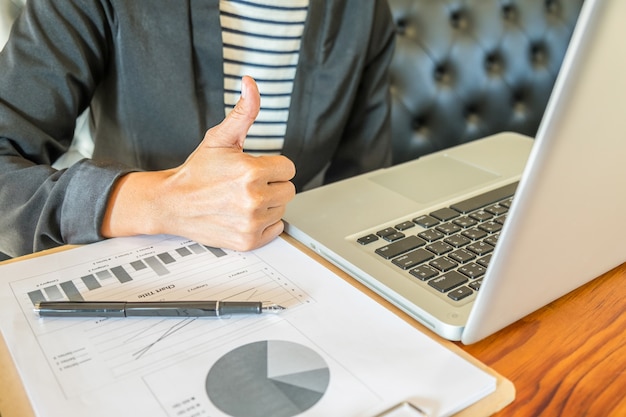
[459,262,626,416]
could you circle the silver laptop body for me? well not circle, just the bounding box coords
[284,0,626,344]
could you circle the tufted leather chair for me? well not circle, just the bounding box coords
[387,0,584,164]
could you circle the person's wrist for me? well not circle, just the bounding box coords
[101,171,168,238]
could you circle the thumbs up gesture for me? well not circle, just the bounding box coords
[102,76,296,251]
[202,74,259,151]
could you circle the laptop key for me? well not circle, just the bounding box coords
[448,286,474,301]
[391,249,434,269]
[418,229,444,242]
[430,207,460,221]
[458,262,486,278]
[428,270,468,292]
[469,210,493,222]
[409,264,439,281]
[484,234,499,247]
[395,221,415,231]
[453,216,478,228]
[485,203,508,216]
[376,227,396,237]
[466,241,494,256]
[425,241,453,255]
[444,234,471,247]
[436,222,462,235]
[462,228,488,241]
[500,197,514,208]
[478,221,502,233]
[429,257,458,272]
[413,215,439,228]
[383,232,405,242]
[357,234,379,245]
[477,254,492,268]
[469,279,483,291]
[450,182,518,213]
[375,235,426,259]
[448,248,476,264]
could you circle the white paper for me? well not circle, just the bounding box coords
[0,235,495,417]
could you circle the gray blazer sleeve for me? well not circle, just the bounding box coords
[0,1,131,257]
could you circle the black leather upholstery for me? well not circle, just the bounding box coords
[387,0,584,164]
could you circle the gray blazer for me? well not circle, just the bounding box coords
[0,0,395,257]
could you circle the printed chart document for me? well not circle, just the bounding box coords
[0,235,496,417]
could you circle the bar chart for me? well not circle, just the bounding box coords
[26,242,227,305]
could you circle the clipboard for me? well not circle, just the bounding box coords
[0,239,514,417]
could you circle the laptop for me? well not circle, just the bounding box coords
[283,0,626,344]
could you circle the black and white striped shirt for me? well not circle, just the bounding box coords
[219,0,309,155]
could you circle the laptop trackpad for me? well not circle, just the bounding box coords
[369,155,499,204]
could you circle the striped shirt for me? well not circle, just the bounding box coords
[219,0,309,155]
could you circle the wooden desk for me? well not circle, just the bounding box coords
[459,261,626,416]
[332,260,626,416]
[1,241,624,417]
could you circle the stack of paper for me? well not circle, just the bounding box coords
[0,235,496,417]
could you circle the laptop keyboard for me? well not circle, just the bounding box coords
[356,182,518,302]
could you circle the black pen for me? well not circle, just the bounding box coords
[34,300,285,318]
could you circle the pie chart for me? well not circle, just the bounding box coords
[206,340,330,417]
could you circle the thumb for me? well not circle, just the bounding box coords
[203,76,260,150]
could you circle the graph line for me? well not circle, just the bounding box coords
[132,318,198,360]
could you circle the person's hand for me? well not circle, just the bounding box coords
[102,76,296,251]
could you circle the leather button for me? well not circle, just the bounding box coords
[395,18,407,35]
[545,0,560,14]
[450,10,469,30]
[434,63,453,85]
[502,4,517,21]
[485,52,503,75]
[531,43,548,67]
